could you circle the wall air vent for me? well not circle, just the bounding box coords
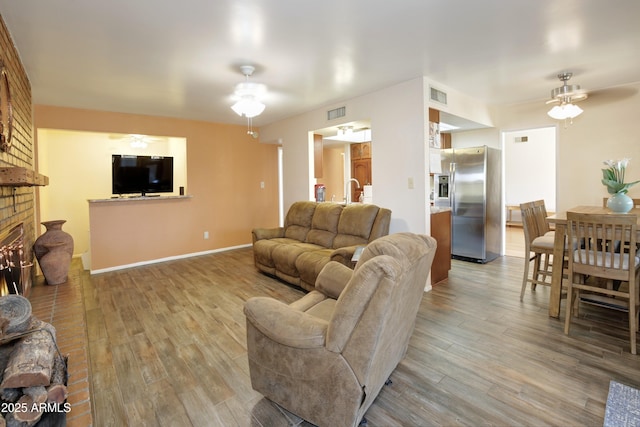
[327,106,346,121]
[430,87,448,105]
[514,136,528,143]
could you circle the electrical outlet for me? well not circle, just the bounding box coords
[260,181,265,189]
[204,231,209,239]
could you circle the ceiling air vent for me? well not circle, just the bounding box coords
[327,106,346,121]
[430,87,447,105]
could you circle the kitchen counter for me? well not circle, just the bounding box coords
[430,208,451,285]
[430,206,451,214]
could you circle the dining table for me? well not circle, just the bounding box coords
[545,205,640,318]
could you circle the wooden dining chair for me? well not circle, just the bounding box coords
[520,200,557,301]
[601,196,640,258]
[564,212,640,354]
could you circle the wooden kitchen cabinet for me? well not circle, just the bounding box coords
[351,159,371,202]
[440,132,451,149]
[350,142,371,201]
[430,209,451,285]
[350,142,371,160]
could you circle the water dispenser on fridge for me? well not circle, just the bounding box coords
[433,174,450,207]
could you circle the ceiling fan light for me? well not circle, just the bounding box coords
[547,105,564,120]
[547,103,583,120]
[129,134,148,148]
[564,103,583,118]
[231,97,266,118]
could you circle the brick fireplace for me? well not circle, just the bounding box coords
[1,13,38,301]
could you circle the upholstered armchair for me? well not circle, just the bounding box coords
[244,233,437,427]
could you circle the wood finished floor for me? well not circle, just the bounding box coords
[76,245,640,426]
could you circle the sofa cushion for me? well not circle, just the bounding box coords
[253,238,302,269]
[296,248,334,291]
[306,203,342,247]
[333,204,380,248]
[283,201,317,241]
[272,242,325,278]
[305,299,337,322]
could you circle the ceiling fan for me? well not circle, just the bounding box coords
[230,65,267,138]
[108,133,168,148]
[545,72,588,122]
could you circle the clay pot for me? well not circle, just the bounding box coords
[34,220,74,285]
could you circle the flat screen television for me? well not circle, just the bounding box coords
[112,154,174,196]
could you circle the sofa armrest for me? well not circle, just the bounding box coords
[252,227,284,243]
[315,261,354,299]
[244,297,328,349]
[330,245,360,266]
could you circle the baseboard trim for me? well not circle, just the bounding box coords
[89,244,252,275]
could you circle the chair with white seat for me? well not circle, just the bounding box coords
[520,200,557,301]
[564,212,640,354]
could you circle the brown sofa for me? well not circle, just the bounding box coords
[252,201,391,290]
[244,232,437,426]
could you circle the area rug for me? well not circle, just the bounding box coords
[604,381,640,426]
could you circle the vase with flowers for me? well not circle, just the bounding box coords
[602,158,640,213]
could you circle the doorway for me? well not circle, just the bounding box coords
[36,129,187,260]
[502,126,557,257]
[311,121,371,204]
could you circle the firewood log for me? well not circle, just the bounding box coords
[0,387,20,403]
[45,356,68,404]
[22,386,47,405]
[0,343,19,403]
[0,315,9,336]
[6,386,47,426]
[11,387,46,426]
[5,406,40,427]
[0,319,56,389]
[0,342,14,373]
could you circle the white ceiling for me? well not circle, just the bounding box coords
[1,0,639,129]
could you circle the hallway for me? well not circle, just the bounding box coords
[504,225,525,258]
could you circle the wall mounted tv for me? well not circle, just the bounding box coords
[112,154,174,196]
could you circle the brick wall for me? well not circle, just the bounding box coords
[0,14,36,270]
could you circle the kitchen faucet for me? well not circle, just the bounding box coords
[345,178,361,204]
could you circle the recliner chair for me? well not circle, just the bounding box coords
[243,232,437,427]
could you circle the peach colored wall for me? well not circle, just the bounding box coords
[88,198,196,269]
[34,105,279,271]
[321,145,345,202]
[37,129,187,257]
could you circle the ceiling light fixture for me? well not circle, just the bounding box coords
[326,128,371,143]
[231,65,266,138]
[129,134,148,149]
[546,72,588,124]
[336,126,353,136]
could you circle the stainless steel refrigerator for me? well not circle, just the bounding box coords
[434,146,501,263]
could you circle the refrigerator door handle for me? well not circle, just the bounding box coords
[450,162,456,213]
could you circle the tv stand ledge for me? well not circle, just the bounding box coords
[88,195,192,203]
